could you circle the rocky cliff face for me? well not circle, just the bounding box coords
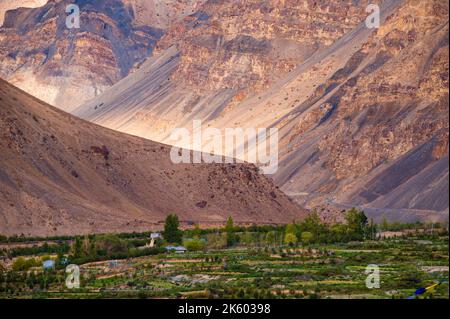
[0,0,47,25]
[274,0,449,220]
[123,0,206,29]
[74,0,378,145]
[75,0,449,222]
[0,0,205,111]
[156,0,372,93]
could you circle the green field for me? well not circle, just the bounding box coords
[0,234,448,299]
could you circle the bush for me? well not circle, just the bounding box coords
[12,257,40,271]
[95,234,129,256]
[183,238,206,251]
[284,233,297,246]
[301,232,313,244]
[265,231,276,246]
[9,242,70,257]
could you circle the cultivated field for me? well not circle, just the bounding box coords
[0,231,448,299]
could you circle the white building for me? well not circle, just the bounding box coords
[147,233,162,248]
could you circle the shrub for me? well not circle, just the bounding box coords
[183,238,206,251]
[265,231,276,246]
[301,232,313,244]
[12,257,40,271]
[284,233,297,246]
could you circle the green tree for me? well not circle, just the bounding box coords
[285,223,297,236]
[225,216,234,232]
[301,231,313,244]
[225,216,238,247]
[96,234,128,256]
[381,216,389,231]
[330,223,347,242]
[242,232,254,246]
[82,235,92,257]
[12,257,39,271]
[164,214,182,244]
[72,237,83,259]
[284,233,297,246]
[368,218,377,240]
[345,208,368,240]
[207,233,227,249]
[265,231,276,246]
[298,210,327,242]
[192,224,202,238]
[284,223,298,246]
[88,236,98,259]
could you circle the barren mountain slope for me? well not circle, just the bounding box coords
[274,0,449,221]
[74,0,449,222]
[74,0,376,140]
[0,0,205,111]
[0,79,306,237]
